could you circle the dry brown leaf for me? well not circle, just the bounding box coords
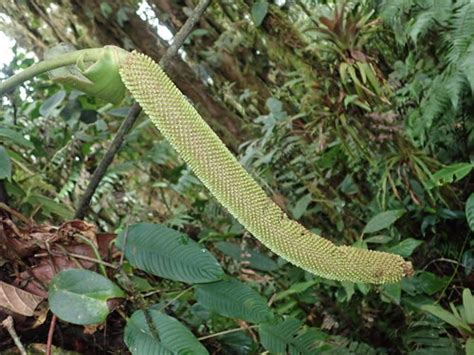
[0,281,43,316]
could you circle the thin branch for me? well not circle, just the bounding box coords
[2,316,27,355]
[73,102,141,220]
[159,0,212,69]
[73,234,107,276]
[158,286,193,312]
[46,314,57,355]
[198,325,259,341]
[74,0,212,219]
[34,251,117,269]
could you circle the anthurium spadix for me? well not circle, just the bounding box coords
[0,47,414,284]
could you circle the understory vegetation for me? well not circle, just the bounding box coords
[0,0,473,354]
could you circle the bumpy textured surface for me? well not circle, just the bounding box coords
[119,52,413,284]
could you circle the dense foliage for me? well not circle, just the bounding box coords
[0,0,473,353]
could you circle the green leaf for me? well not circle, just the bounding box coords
[266,97,283,114]
[116,223,224,284]
[27,194,73,219]
[467,337,474,355]
[364,235,393,244]
[381,282,401,305]
[39,90,66,117]
[362,209,405,234]
[100,2,112,18]
[48,269,124,325]
[116,6,132,27]
[124,309,208,355]
[387,238,423,257]
[274,280,317,301]
[251,0,269,27]
[292,194,312,219]
[463,288,474,324]
[430,163,474,188]
[0,128,34,149]
[416,272,449,296]
[466,193,474,232]
[195,278,273,323]
[215,242,278,272]
[259,318,322,354]
[0,146,12,180]
[421,304,471,333]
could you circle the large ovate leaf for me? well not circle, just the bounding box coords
[363,209,405,234]
[116,223,224,284]
[48,269,124,325]
[259,318,323,354]
[215,241,278,272]
[194,278,273,323]
[124,310,208,355]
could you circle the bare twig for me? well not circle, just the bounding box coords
[73,233,107,277]
[198,325,259,341]
[34,251,117,268]
[2,316,27,355]
[74,103,141,220]
[74,0,212,219]
[158,286,193,312]
[46,314,57,355]
[159,0,212,69]
[118,222,129,267]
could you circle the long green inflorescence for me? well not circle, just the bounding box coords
[119,51,413,284]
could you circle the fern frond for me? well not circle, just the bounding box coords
[448,2,474,63]
[460,42,474,94]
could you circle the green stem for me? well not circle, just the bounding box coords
[0,48,104,95]
[74,234,107,277]
[198,325,259,341]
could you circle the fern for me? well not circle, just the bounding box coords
[448,3,474,63]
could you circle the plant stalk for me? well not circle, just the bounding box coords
[0,48,104,95]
